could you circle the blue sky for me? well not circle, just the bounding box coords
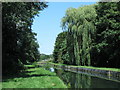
[32,2,96,55]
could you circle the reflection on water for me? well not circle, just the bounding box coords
[44,67,55,72]
[55,69,120,88]
[43,65,120,88]
[50,67,54,72]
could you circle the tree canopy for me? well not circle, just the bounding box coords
[91,2,120,68]
[53,2,120,68]
[53,32,69,64]
[60,5,96,66]
[2,2,48,74]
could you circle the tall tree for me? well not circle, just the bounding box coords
[2,2,48,74]
[53,32,69,64]
[61,5,96,66]
[91,2,120,68]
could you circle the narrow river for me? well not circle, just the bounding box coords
[46,67,120,88]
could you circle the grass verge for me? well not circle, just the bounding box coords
[2,65,67,88]
[49,62,120,72]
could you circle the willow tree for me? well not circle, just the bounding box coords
[61,5,96,66]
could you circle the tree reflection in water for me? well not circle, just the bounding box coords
[55,69,120,88]
[55,69,91,88]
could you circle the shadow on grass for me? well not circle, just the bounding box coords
[3,73,56,82]
[2,71,33,82]
[2,67,56,82]
[26,67,36,69]
[19,74,56,78]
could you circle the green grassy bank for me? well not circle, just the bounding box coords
[2,65,67,88]
[49,62,120,72]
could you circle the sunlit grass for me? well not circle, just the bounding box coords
[50,62,120,72]
[73,66,120,72]
[2,65,67,88]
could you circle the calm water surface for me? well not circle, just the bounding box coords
[49,67,120,88]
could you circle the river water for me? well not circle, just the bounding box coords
[47,67,120,88]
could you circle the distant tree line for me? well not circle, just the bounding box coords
[2,2,48,75]
[53,2,120,68]
[40,54,53,60]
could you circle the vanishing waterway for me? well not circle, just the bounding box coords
[45,66,120,88]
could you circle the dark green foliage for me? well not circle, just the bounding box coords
[91,2,120,68]
[54,2,120,68]
[40,54,53,60]
[53,32,69,64]
[2,2,48,75]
